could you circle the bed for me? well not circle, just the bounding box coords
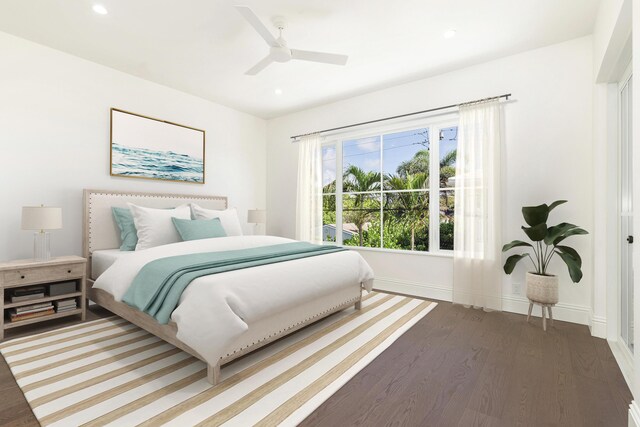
[83,189,374,385]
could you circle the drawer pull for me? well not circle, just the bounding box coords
[67,270,71,273]
[20,275,25,279]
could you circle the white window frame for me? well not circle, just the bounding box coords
[321,114,459,255]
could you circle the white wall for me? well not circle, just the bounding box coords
[266,36,594,324]
[0,31,267,261]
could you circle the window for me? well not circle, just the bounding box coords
[322,118,458,253]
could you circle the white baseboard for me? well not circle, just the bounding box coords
[374,278,591,326]
[373,277,452,302]
[589,311,607,339]
[629,401,640,427]
[609,338,634,391]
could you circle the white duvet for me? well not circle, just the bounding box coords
[93,235,374,365]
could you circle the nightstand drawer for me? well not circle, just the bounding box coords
[3,264,85,287]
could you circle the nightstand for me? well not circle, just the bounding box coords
[0,256,87,340]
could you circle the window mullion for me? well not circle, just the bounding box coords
[429,127,440,252]
[380,133,384,248]
[336,141,344,245]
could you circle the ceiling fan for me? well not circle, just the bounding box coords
[235,5,349,75]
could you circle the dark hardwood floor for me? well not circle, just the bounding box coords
[0,299,632,427]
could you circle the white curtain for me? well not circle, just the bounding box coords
[296,133,323,243]
[453,100,502,310]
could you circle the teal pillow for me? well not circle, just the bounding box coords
[172,217,227,241]
[112,207,138,251]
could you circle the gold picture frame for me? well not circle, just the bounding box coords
[110,108,206,184]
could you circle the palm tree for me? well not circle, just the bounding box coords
[439,149,457,187]
[396,149,429,178]
[322,180,336,194]
[343,165,381,246]
[385,172,429,250]
[439,149,457,216]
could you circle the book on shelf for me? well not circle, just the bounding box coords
[10,308,55,322]
[9,305,53,316]
[12,286,46,297]
[11,293,45,303]
[54,299,77,308]
[14,302,54,314]
[56,306,78,313]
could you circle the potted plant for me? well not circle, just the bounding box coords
[502,200,588,305]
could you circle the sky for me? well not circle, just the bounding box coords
[322,126,458,187]
[112,110,204,160]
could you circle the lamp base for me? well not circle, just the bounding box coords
[33,232,51,261]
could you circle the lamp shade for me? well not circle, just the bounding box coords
[21,206,62,231]
[247,209,266,224]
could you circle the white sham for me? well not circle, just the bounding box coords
[128,203,191,250]
[190,204,243,236]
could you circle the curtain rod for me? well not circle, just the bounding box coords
[290,93,511,141]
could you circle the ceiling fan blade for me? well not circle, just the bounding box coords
[234,5,279,48]
[290,49,348,65]
[245,55,273,75]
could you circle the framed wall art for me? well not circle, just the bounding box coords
[110,108,205,184]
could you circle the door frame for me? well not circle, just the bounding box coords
[618,62,633,360]
[606,59,635,391]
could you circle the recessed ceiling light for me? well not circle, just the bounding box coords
[443,29,457,39]
[274,88,283,96]
[92,4,108,15]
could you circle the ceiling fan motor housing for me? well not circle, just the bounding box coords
[270,38,291,62]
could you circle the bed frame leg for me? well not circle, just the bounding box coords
[207,362,221,385]
[354,300,362,310]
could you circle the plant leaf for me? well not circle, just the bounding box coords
[522,204,550,227]
[548,200,567,212]
[502,240,533,252]
[504,254,529,274]
[555,245,582,267]
[522,224,547,241]
[553,227,589,245]
[555,250,583,283]
[544,222,578,245]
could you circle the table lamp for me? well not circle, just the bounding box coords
[247,209,266,235]
[21,205,62,261]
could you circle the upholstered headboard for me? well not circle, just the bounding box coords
[82,189,227,267]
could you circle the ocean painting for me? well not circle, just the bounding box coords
[110,109,205,183]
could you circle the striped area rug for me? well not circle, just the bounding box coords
[0,292,436,427]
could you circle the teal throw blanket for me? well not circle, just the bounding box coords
[122,242,347,324]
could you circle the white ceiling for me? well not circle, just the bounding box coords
[0,0,600,118]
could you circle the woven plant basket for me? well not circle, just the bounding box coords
[526,272,559,304]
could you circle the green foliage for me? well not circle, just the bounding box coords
[502,200,587,283]
[439,150,457,187]
[384,173,429,250]
[439,222,454,250]
[342,166,381,247]
[522,200,566,227]
[397,149,429,178]
[322,147,457,251]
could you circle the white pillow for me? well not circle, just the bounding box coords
[128,203,191,250]
[190,204,243,236]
